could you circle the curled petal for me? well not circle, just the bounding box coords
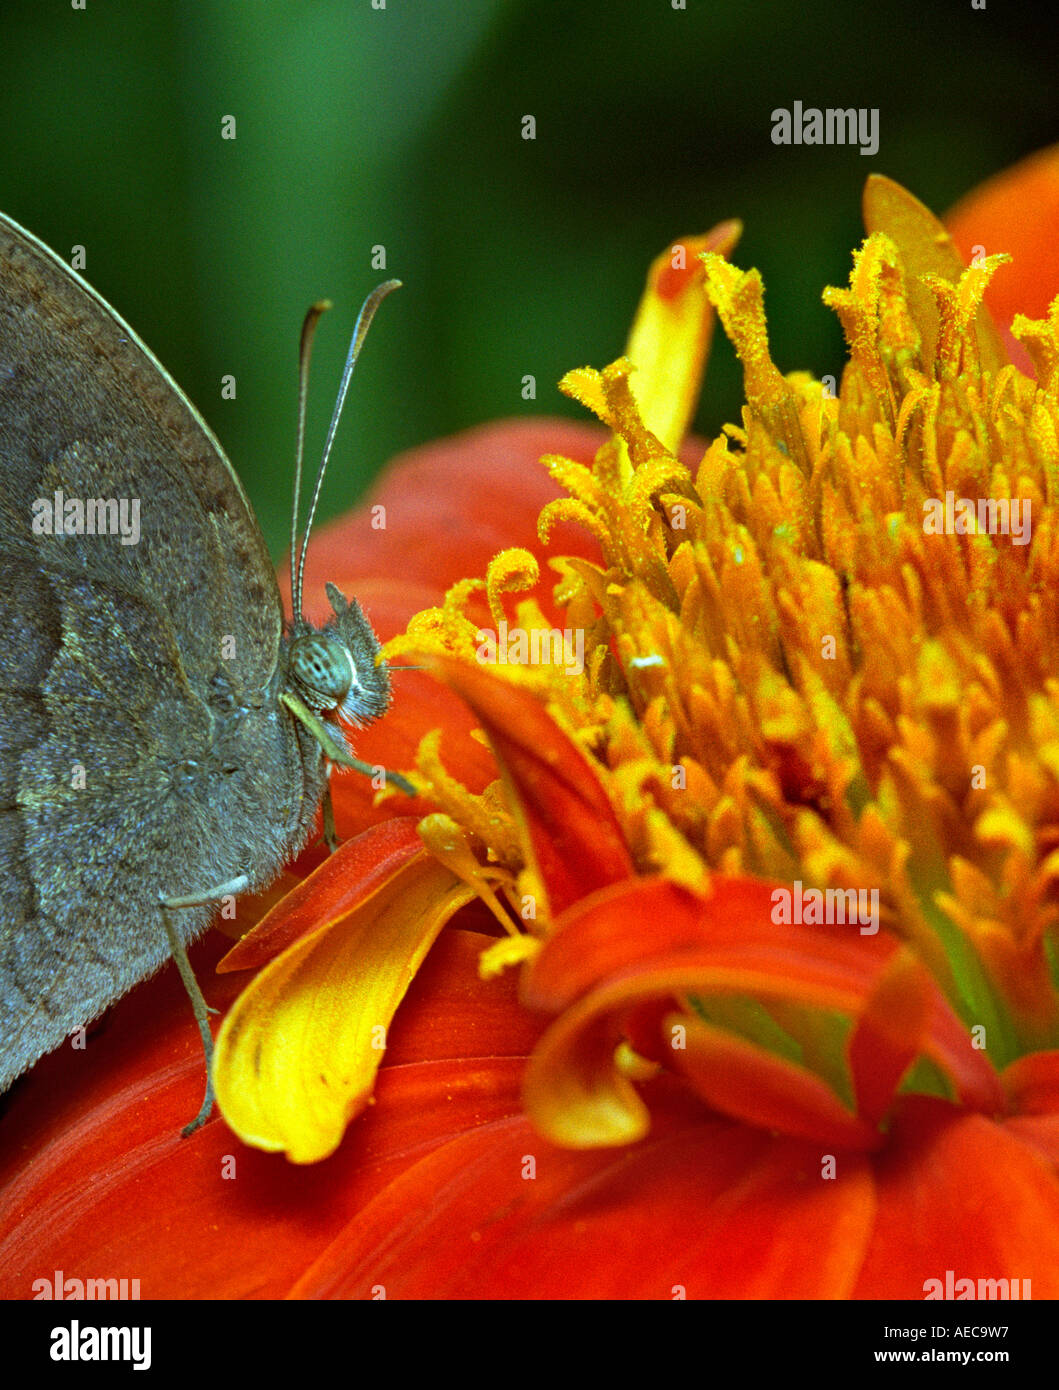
[524,874,895,1014]
[521,876,1005,1148]
[219,817,426,971]
[523,953,890,1150]
[524,1001,653,1148]
[667,1013,877,1150]
[523,875,779,1009]
[425,656,636,914]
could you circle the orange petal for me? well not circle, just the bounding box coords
[853,1097,1059,1297]
[845,946,1006,1128]
[946,144,1059,360]
[218,817,426,971]
[293,419,606,619]
[213,854,473,1162]
[847,947,934,1125]
[522,958,883,1150]
[426,656,636,915]
[669,1013,877,1149]
[1001,1115,1059,1167]
[523,874,893,1014]
[521,877,1004,1147]
[1001,1050,1059,1115]
[288,1092,876,1298]
[522,875,717,1008]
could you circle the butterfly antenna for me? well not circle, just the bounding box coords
[293,279,402,626]
[290,300,332,624]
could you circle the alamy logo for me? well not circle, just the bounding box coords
[922,491,1031,545]
[32,1269,140,1300]
[49,1320,151,1370]
[31,489,141,546]
[923,1271,1031,1300]
[770,879,879,935]
[476,620,585,676]
[771,102,879,156]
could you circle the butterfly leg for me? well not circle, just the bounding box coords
[161,874,250,1137]
[322,769,339,853]
[281,690,418,796]
[344,755,417,797]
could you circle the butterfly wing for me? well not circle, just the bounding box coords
[0,213,321,1089]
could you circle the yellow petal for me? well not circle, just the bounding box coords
[624,221,742,455]
[213,856,472,1162]
[862,173,1007,373]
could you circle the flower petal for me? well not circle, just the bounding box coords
[286,1090,876,1299]
[219,817,426,971]
[624,221,742,453]
[946,143,1059,370]
[1001,1050,1059,1115]
[213,854,473,1162]
[294,419,607,617]
[521,876,1005,1148]
[1001,1116,1059,1167]
[862,172,1007,373]
[847,947,934,1125]
[669,1013,877,1149]
[426,656,636,915]
[523,874,894,1015]
[0,930,538,1298]
[853,1096,1059,1297]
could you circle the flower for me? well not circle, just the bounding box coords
[218,169,1059,1292]
[6,159,1059,1299]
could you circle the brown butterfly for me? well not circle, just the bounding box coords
[0,211,411,1131]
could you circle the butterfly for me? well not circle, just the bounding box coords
[0,211,412,1132]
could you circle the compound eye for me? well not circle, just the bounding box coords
[288,633,355,712]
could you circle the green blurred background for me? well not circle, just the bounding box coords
[0,0,1055,558]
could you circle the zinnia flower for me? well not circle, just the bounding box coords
[4,158,1059,1300]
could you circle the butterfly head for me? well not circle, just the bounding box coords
[287,582,391,727]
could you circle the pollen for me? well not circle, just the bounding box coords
[386,181,1059,1054]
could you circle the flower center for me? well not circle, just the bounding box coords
[387,219,1059,1078]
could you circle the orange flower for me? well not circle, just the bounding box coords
[208,164,1059,1296]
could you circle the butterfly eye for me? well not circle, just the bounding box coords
[288,632,355,712]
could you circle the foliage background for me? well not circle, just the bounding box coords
[0,0,1055,557]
